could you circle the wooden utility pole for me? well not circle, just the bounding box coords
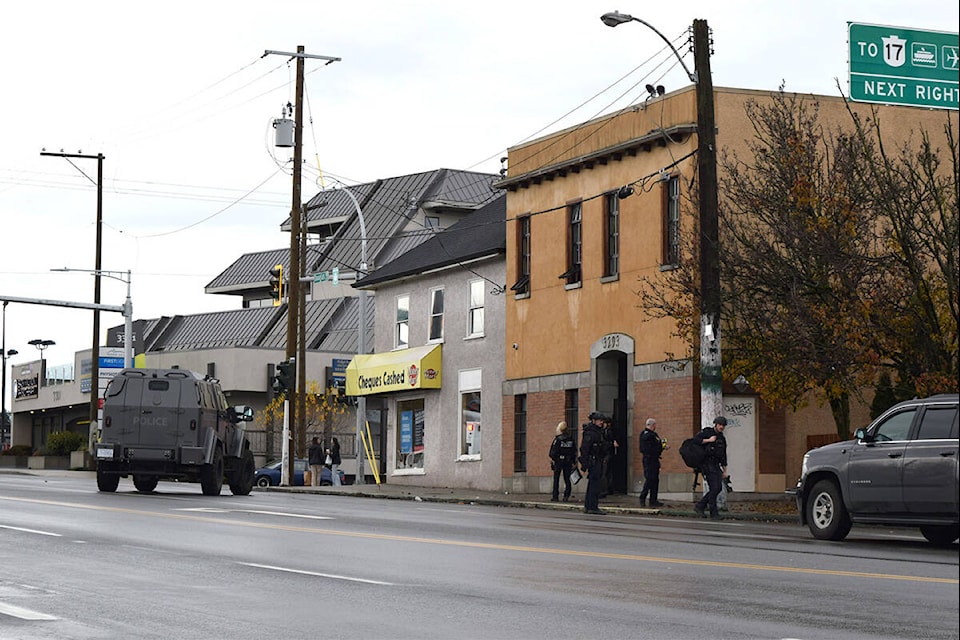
[692,20,723,428]
[40,151,104,451]
[263,47,340,484]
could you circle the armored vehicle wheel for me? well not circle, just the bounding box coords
[229,449,256,496]
[133,475,159,493]
[806,479,852,541]
[97,469,120,493]
[200,447,224,496]
[920,524,960,545]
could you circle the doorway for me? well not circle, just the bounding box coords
[592,333,633,495]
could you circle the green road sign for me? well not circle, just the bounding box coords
[849,22,958,110]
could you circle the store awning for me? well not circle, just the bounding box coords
[345,344,442,396]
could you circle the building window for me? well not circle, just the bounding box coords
[459,369,482,457]
[395,294,409,349]
[511,216,531,295]
[425,215,440,230]
[663,175,680,267]
[428,288,444,342]
[468,279,484,337]
[514,394,527,472]
[604,193,620,277]
[396,398,425,470]
[565,388,579,448]
[560,202,582,285]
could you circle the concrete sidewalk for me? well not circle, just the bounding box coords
[0,468,798,522]
[269,479,799,522]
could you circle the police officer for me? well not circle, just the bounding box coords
[549,421,577,502]
[638,418,667,507]
[694,416,728,518]
[579,412,607,515]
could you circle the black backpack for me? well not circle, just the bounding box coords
[679,437,706,469]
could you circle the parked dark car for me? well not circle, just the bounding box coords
[254,458,344,487]
[795,394,959,544]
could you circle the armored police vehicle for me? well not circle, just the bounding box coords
[94,368,257,496]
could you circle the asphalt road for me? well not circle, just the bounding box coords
[1,473,957,640]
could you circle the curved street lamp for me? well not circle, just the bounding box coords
[600,11,697,82]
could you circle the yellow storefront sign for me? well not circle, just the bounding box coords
[345,344,442,396]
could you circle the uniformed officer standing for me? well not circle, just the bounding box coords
[579,412,607,515]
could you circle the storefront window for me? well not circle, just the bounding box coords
[396,398,424,470]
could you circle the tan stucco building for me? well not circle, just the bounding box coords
[496,86,957,496]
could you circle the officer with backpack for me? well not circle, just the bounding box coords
[578,412,607,515]
[549,421,577,502]
[693,416,728,519]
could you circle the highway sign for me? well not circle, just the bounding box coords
[849,22,958,110]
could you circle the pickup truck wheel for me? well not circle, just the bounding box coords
[200,447,224,496]
[229,449,256,496]
[97,469,120,493]
[133,475,159,493]
[920,524,959,545]
[806,479,852,541]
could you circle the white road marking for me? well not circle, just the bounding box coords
[240,562,393,585]
[176,507,332,520]
[0,524,61,536]
[0,602,58,620]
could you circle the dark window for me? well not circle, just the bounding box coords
[512,216,531,295]
[561,202,582,285]
[514,394,527,472]
[662,175,680,266]
[565,389,579,449]
[429,288,444,341]
[148,381,170,391]
[916,407,958,440]
[604,194,619,277]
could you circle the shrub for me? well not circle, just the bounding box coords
[2,444,33,456]
[45,431,86,456]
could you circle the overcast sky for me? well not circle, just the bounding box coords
[1,0,957,379]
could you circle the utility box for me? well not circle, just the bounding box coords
[273,118,294,148]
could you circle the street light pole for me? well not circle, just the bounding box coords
[600,12,722,428]
[50,268,134,369]
[338,186,369,484]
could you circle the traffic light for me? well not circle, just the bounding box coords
[269,264,283,306]
[273,360,295,396]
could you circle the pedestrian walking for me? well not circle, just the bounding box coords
[638,418,668,507]
[693,416,729,519]
[548,421,577,502]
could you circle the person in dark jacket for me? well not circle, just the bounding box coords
[549,421,577,502]
[638,418,668,507]
[693,416,728,518]
[327,437,342,486]
[599,416,620,497]
[579,412,607,515]
[308,436,325,487]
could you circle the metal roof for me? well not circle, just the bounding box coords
[206,168,499,294]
